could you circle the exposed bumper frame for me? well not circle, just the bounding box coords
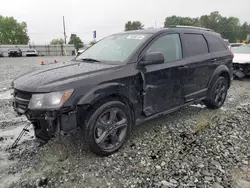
[233,63,250,79]
[12,99,78,143]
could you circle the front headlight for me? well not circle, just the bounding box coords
[28,89,74,109]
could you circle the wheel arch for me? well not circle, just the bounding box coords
[208,65,231,89]
[91,93,135,121]
[76,83,136,125]
[219,71,231,87]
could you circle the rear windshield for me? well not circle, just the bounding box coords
[232,45,250,54]
[76,33,152,63]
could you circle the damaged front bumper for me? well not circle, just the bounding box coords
[233,63,250,79]
[12,89,78,143]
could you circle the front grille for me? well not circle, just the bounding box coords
[13,89,32,114]
[15,90,32,100]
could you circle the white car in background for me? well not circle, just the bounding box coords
[232,45,250,79]
[26,49,38,56]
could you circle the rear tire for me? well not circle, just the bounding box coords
[204,76,229,109]
[82,100,132,156]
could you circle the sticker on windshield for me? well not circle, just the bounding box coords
[127,35,145,40]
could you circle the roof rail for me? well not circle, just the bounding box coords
[169,25,214,32]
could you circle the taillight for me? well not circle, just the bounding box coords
[231,50,234,59]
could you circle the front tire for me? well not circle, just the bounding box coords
[204,76,229,109]
[83,100,132,156]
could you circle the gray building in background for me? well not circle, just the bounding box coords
[0,44,75,57]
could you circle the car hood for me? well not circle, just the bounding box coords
[13,61,120,92]
[233,53,250,64]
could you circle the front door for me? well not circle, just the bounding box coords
[140,33,188,116]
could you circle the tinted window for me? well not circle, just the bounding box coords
[147,34,182,63]
[206,35,227,52]
[183,34,209,57]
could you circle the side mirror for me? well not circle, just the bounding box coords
[140,52,165,66]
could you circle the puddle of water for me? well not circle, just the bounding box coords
[0,124,34,188]
[0,124,34,148]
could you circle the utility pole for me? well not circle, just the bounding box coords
[63,16,67,45]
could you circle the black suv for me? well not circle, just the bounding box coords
[8,48,22,57]
[12,26,233,156]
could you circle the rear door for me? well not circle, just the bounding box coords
[205,34,233,77]
[140,33,188,116]
[181,33,211,102]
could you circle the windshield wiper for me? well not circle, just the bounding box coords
[78,58,100,62]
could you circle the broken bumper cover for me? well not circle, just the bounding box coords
[26,111,78,142]
[233,63,250,78]
[12,89,78,142]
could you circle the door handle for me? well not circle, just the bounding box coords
[178,65,188,70]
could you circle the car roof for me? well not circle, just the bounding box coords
[116,27,220,36]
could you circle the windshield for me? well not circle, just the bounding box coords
[76,33,151,63]
[232,45,250,54]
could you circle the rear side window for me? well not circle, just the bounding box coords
[183,34,209,57]
[147,34,182,63]
[206,35,227,52]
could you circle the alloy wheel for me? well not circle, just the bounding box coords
[94,108,128,150]
[213,78,227,106]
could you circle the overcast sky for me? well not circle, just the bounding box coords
[1,0,250,44]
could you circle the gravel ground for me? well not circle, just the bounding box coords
[0,57,250,188]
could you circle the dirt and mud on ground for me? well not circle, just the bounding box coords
[0,57,250,188]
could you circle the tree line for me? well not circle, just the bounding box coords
[1,12,249,47]
[125,11,250,43]
[0,16,29,44]
[50,35,97,51]
[0,15,95,50]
